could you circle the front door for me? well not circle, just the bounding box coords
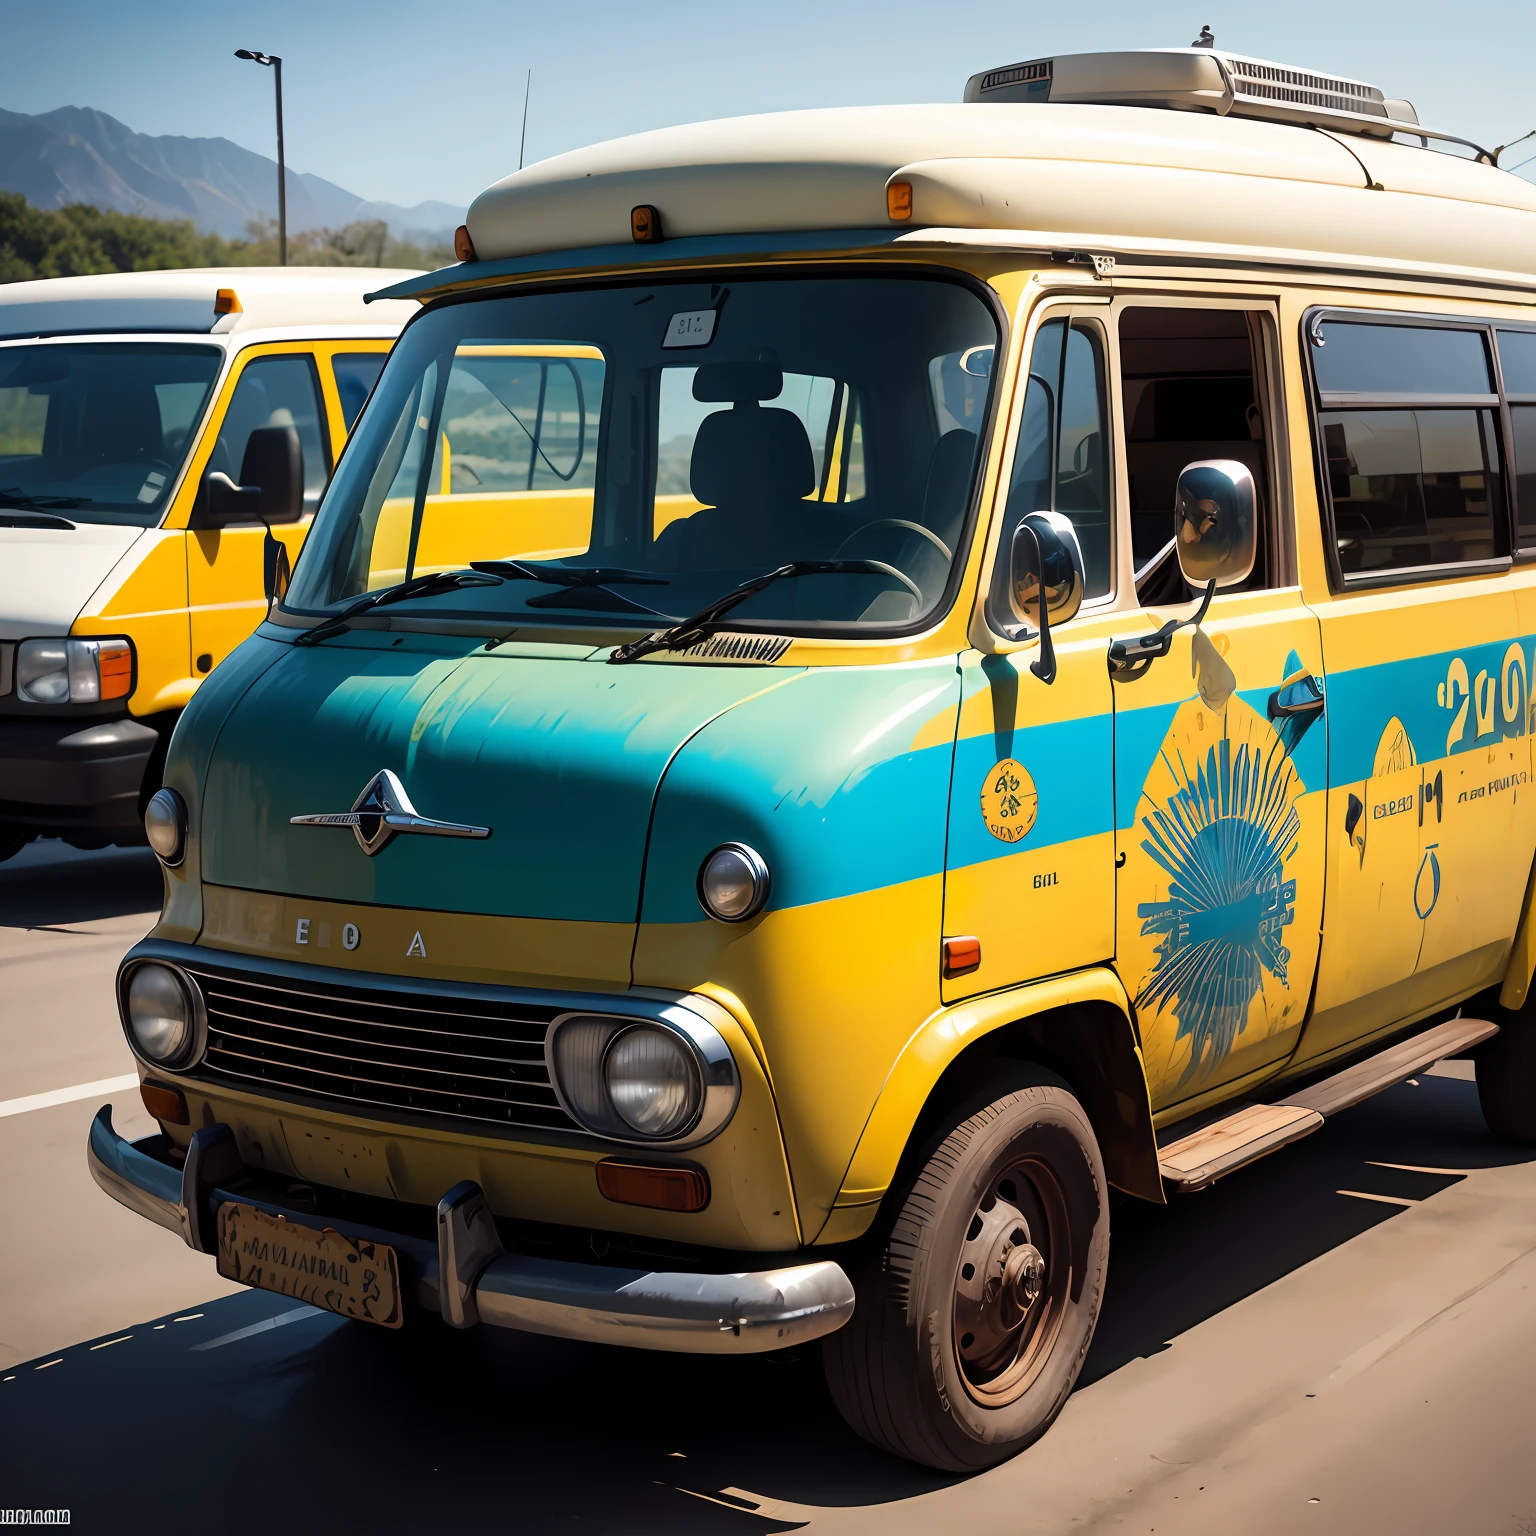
[943,304,1117,1001]
[186,348,331,675]
[1107,301,1327,1115]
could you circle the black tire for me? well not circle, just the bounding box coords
[824,1071,1109,1471]
[1476,998,1536,1140]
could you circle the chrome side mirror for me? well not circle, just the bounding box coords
[1009,510,1085,684]
[1174,460,1256,591]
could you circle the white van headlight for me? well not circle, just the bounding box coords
[16,636,133,704]
[605,1025,700,1138]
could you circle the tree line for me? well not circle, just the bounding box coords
[0,193,452,282]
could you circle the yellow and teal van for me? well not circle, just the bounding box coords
[90,45,1536,1470]
[0,268,417,860]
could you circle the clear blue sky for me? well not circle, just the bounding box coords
[3,0,1533,209]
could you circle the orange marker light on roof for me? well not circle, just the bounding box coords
[631,204,663,244]
[887,181,913,221]
[214,288,241,316]
[453,224,477,262]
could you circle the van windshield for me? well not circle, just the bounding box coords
[0,342,223,525]
[285,275,998,637]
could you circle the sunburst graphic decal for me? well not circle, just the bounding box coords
[1135,729,1301,1087]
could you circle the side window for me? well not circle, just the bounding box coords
[332,353,387,431]
[1312,319,1503,582]
[1119,306,1272,603]
[1499,329,1536,549]
[212,354,330,511]
[987,316,1111,630]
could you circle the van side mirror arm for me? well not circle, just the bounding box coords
[1107,579,1215,680]
[1017,521,1058,685]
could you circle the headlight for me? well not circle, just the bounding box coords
[144,788,187,866]
[123,962,202,1068]
[16,636,133,704]
[604,1025,701,1138]
[548,1010,738,1145]
[697,843,770,922]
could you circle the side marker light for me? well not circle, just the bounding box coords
[942,935,982,978]
[887,181,913,221]
[631,204,664,243]
[596,1159,709,1212]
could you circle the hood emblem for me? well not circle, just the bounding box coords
[290,769,490,856]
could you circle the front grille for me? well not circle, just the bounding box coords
[187,964,577,1134]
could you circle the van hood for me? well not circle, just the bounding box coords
[0,523,145,639]
[200,639,797,922]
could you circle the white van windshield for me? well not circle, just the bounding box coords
[285,275,998,637]
[0,342,222,526]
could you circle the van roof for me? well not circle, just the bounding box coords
[406,102,1536,302]
[0,266,422,342]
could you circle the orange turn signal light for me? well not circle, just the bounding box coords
[97,638,133,701]
[631,204,663,244]
[214,287,241,315]
[454,224,477,262]
[140,1080,189,1125]
[887,181,913,221]
[596,1159,709,1212]
[942,935,981,979]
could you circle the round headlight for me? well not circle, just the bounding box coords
[144,788,186,866]
[604,1025,701,1139]
[697,843,770,923]
[125,963,197,1066]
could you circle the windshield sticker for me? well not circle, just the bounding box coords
[981,758,1038,843]
[663,310,717,349]
[136,470,167,504]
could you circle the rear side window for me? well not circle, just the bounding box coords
[332,352,387,431]
[1310,316,1504,585]
[1501,330,1536,548]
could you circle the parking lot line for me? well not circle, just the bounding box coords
[0,1074,138,1120]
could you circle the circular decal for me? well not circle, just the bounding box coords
[981,759,1039,843]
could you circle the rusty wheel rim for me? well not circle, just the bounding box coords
[951,1155,1072,1407]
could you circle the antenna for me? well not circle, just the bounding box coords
[519,70,531,170]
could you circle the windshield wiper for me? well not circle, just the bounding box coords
[470,559,671,613]
[293,569,505,646]
[0,488,86,518]
[608,559,906,664]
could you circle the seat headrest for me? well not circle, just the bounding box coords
[921,429,978,534]
[690,406,815,507]
[692,360,783,403]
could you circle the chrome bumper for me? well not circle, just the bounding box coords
[86,1105,854,1353]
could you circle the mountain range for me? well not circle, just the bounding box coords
[0,104,464,241]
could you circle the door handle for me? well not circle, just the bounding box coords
[1269,671,1324,719]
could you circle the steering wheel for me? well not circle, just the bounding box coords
[835,518,953,564]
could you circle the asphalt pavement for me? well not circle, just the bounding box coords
[2,838,1535,1534]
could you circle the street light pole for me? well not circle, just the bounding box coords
[235,49,286,266]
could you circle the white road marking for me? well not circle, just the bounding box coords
[192,1305,326,1352]
[88,1335,132,1351]
[1337,1188,1418,1207]
[0,1074,137,1120]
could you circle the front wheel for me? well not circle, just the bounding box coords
[823,1072,1109,1471]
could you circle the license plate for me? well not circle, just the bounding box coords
[216,1202,403,1328]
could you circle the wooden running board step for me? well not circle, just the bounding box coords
[1157,1015,1500,1193]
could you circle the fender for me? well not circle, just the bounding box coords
[812,965,1161,1245]
[1498,850,1536,1010]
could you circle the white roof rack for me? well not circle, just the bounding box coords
[964,48,1494,163]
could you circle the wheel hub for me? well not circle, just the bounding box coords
[954,1178,1048,1375]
